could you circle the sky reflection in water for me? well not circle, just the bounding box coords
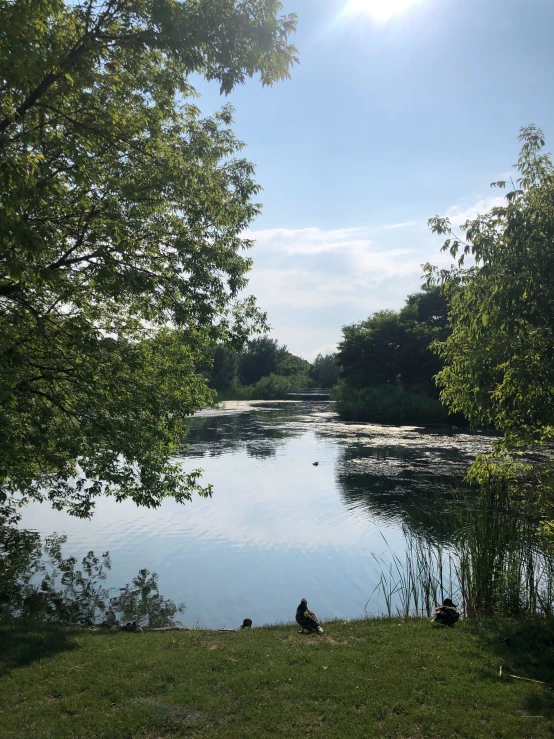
[19,402,493,628]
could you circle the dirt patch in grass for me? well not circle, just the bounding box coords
[135,698,216,725]
[203,642,221,651]
[304,636,349,646]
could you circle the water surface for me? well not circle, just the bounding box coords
[20,401,494,628]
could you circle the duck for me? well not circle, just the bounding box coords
[312,462,319,466]
[296,598,323,634]
[432,598,460,627]
[240,618,253,629]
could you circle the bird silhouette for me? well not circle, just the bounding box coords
[296,598,323,634]
[432,598,460,627]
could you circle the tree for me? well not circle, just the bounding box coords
[428,125,554,450]
[0,0,298,516]
[276,350,310,378]
[310,353,340,388]
[337,310,403,389]
[397,287,450,395]
[210,345,240,392]
[336,286,449,394]
[238,337,286,386]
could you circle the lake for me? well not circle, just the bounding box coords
[19,401,495,629]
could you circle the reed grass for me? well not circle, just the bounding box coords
[371,485,554,619]
[333,383,450,425]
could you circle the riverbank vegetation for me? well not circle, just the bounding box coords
[372,483,554,620]
[427,126,554,476]
[2,617,554,738]
[206,338,339,401]
[333,285,454,424]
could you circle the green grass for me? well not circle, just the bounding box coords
[2,618,554,738]
[333,383,451,425]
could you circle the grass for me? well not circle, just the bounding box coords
[2,618,554,738]
[371,486,554,620]
[333,383,451,425]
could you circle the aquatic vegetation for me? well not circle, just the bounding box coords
[371,484,554,619]
[333,382,451,425]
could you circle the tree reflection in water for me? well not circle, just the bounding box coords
[336,443,468,544]
[0,504,183,627]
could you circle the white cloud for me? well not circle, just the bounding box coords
[446,195,506,228]
[373,221,419,231]
[241,195,495,358]
[303,343,339,362]
[246,226,372,256]
[240,220,456,358]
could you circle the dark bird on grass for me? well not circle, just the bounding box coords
[296,598,323,634]
[312,462,319,466]
[240,618,253,629]
[432,599,460,627]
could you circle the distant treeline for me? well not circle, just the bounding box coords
[207,285,457,424]
[204,338,339,401]
[334,284,457,425]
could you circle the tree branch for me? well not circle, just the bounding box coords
[0,0,122,136]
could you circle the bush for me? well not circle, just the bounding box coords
[215,373,312,402]
[333,380,450,425]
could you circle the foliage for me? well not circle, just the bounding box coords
[109,569,183,628]
[208,336,311,397]
[337,285,450,396]
[210,345,240,392]
[238,337,287,386]
[275,350,310,378]
[427,125,554,451]
[335,286,452,423]
[373,482,554,620]
[332,380,450,425]
[3,619,554,738]
[309,353,340,388]
[0,0,298,515]
[216,371,311,401]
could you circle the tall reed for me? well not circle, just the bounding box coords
[371,484,554,619]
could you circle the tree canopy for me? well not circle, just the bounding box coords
[309,353,340,388]
[428,125,554,451]
[0,0,298,516]
[207,336,310,395]
[333,286,451,424]
[336,285,450,395]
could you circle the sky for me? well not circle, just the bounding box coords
[194,0,554,360]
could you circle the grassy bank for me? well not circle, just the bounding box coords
[333,382,451,425]
[215,373,311,402]
[2,617,554,738]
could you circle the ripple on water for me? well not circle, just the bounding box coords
[18,401,494,628]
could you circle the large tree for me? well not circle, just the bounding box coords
[428,125,554,451]
[0,0,297,516]
[336,285,449,395]
[238,336,285,386]
[309,353,339,388]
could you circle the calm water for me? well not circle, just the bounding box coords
[19,401,494,628]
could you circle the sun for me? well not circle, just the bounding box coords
[345,0,424,23]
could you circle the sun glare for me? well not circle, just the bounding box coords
[346,0,424,23]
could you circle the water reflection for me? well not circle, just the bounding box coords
[337,444,466,542]
[184,402,306,459]
[16,401,499,627]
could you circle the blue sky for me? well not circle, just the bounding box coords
[195,0,554,360]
